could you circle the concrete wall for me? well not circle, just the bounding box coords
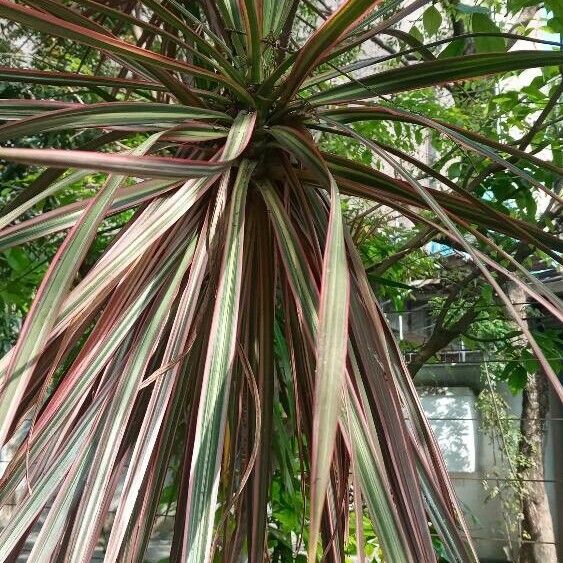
[417,363,561,562]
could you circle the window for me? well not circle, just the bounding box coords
[418,386,477,473]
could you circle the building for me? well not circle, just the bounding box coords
[382,270,562,562]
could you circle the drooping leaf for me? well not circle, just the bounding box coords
[184,160,255,563]
[0,102,231,141]
[0,134,162,447]
[309,50,563,104]
[64,235,198,562]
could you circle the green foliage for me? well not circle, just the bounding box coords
[499,330,563,394]
[476,385,528,539]
[423,5,443,36]
[358,224,437,309]
[345,513,384,561]
[471,13,505,52]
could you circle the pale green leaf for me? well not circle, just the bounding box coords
[422,5,442,36]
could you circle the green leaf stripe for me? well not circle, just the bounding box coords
[0,133,162,448]
[309,50,563,104]
[0,102,231,141]
[185,159,255,563]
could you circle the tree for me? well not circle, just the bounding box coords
[0,0,561,561]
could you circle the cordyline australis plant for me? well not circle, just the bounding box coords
[0,0,562,560]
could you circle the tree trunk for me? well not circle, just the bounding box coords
[511,279,557,563]
[517,372,557,563]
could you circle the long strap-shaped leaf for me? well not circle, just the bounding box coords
[328,118,563,403]
[279,0,380,102]
[0,131,124,219]
[64,237,197,562]
[259,182,420,561]
[103,213,211,560]
[0,0,254,105]
[266,125,350,562]
[0,179,180,250]
[239,0,263,81]
[308,181,350,563]
[0,99,78,117]
[183,159,255,563]
[309,50,563,104]
[0,102,231,141]
[0,170,92,234]
[0,67,229,104]
[0,66,167,91]
[0,134,161,448]
[0,148,228,178]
